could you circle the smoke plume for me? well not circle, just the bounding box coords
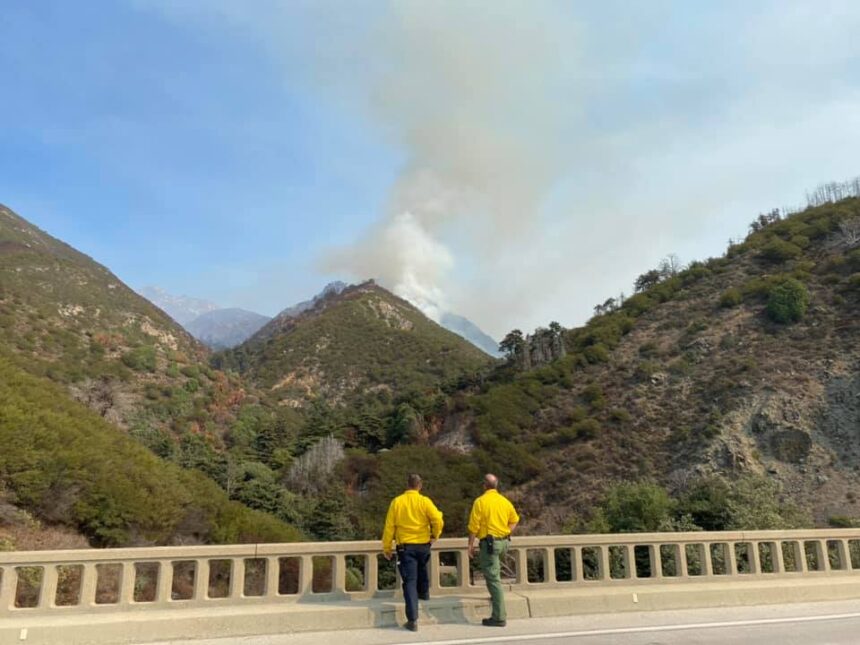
[321,1,582,329]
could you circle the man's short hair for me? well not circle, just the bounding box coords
[407,473,422,489]
[484,473,499,489]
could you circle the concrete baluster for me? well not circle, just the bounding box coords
[545,548,557,583]
[193,560,209,602]
[119,562,136,606]
[774,542,785,574]
[79,563,98,607]
[748,543,760,575]
[726,544,737,576]
[598,546,610,581]
[298,556,313,595]
[818,540,830,572]
[266,557,280,597]
[157,561,174,604]
[231,559,246,598]
[515,548,529,584]
[331,555,344,594]
[794,541,808,573]
[366,554,379,594]
[0,566,17,611]
[651,544,663,579]
[39,565,57,610]
[429,550,442,592]
[702,543,713,576]
[841,540,853,571]
[677,544,688,578]
[621,546,634,579]
[570,546,582,582]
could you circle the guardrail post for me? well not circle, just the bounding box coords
[774,541,785,573]
[39,565,58,609]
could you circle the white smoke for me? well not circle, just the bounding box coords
[324,212,452,322]
[320,1,581,329]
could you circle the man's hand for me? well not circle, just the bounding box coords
[384,552,393,561]
[468,545,477,559]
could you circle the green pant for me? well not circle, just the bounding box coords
[479,537,509,621]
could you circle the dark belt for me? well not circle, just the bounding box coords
[480,535,510,541]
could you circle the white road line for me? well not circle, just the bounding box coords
[390,611,860,645]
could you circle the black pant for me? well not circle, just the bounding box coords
[397,543,431,622]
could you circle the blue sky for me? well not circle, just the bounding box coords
[2,1,860,337]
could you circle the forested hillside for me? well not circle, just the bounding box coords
[218,280,492,407]
[294,188,860,540]
[0,355,300,547]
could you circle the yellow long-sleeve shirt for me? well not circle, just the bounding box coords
[381,490,444,555]
[468,489,520,539]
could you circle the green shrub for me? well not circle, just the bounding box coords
[635,360,660,381]
[596,482,674,533]
[741,274,789,300]
[789,235,810,249]
[847,273,860,290]
[719,287,742,308]
[121,346,157,372]
[582,383,605,410]
[621,294,654,317]
[583,344,610,364]
[571,418,601,440]
[681,264,711,285]
[766,278,810,323]
[759,239,803,264]
[609,408,632,423]
[638,341,658,357]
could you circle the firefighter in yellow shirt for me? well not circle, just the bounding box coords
[381,473,444,632]
[468,473,520,627]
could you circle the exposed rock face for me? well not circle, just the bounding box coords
[515,327,566,370]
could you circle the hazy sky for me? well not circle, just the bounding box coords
[2,1,859,337]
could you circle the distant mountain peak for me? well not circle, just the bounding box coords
[138,286,220,326]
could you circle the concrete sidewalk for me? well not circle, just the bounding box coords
[141,599,860,645]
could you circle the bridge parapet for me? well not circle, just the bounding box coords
[2,529,860,616]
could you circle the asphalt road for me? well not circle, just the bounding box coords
[142,599,860,645]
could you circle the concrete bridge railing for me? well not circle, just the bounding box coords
[3,528,860,616]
